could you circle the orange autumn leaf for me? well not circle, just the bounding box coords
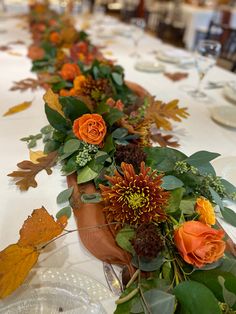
[18,207,67,247]
[43,88,65,117]
[3,101,32,117]
[0,244,39,299]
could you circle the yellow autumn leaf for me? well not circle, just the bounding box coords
[7,51,22,57]
[29,150,47,164]
[3,101,32,116]
[0,244,39,299]
[43,88,65,117]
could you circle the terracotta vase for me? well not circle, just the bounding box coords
[67,81,149,276]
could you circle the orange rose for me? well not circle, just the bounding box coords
[174,221,225,268]
[195,198,216,225]
[49,32,61,44]
[59,89,71,97]
[60,63,81,81]
[73,114,106,145]
[27,45,45,60]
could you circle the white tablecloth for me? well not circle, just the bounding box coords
[0,13,236,313]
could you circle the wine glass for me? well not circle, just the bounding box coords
[189,40,221,100]
[130,18,146,58]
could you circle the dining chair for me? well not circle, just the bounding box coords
[205,20,236,72]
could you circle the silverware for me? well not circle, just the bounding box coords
[103,262,123,296]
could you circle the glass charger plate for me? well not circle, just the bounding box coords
[134,60,165,73]
[211,106,236,128]
[156,50,194,65]
[0,268,114,314]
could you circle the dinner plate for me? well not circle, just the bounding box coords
[212,156,236,186]
[0,268,113,314]
[134,60,165,73]
[156,49,194,65]
[211,106,236,128]
[223,82,236,104]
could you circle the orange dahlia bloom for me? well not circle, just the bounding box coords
[73,75,86,92]
[195,197,216,225]
[27,45,45,60]
[73,113,106,145]
[49,32,61,45]
[60,63,81,81]
[100,162,169,226]
[174,221,225,268]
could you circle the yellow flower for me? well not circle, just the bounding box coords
[73,75,86,92]
[195,198,216,225]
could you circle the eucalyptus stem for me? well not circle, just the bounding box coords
[137,257,152,314]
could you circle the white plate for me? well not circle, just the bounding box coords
[134,60,165,73]
[223,82,236,104]
[0,268,113,314]
[211,106,236,128]
[156,50,194,64]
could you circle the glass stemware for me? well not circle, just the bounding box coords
[130,18,146,58]
[188,40,221,100]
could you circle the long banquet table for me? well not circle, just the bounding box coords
[0,11,236,313]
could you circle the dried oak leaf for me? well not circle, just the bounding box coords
[43,88,65,117]
[18,207,68,247]
[8,151,58,191]
[3,101,32,116]
[10,78,42,92]
[29,150,47,164]
[146,99,189,131]
[151,133,179,148]
[164,72,189,82]
[0,244,39,299]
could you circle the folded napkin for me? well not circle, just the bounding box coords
[164,72,189,82]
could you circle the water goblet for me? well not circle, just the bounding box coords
[130,17,146,58]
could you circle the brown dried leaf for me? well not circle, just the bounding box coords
[43,89,65,117]
[151,133,179,147]
[146,99,189,131]
[10,78,43,92]
[0,45,10,51]
[8,151,58,191]
[0,244,39,299]
[18,207,67,247]
[3,101,32,116]
[164,72,189,82]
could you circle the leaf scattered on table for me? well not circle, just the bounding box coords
[146,99,189,131]
[8,151,58,191]
[29,150,47,164]
[0,244,39,299]
[10,78,43,92]
[7,51,23,57]
[18,207,67,247]
[164,72,189,82]
[0,45,10,51]
[151,133,179,147]
[43,88,65,117]
[3,101,32,117]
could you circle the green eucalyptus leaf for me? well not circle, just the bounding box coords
[81,193,102,203]
[40,125,52,134]
[144,147,186,172]
[62,156,77,175]
[56,206,72,219]
[221,179,236,197]
[166,188,184,213]
[218,276,236,308]
[114,283,139,314]
[105,108,124,126]
[28,139,37,148]
[45,104,68,132]
[77,166,98,184]
[63,139,81,154]
[186,151,220,167]
[56,187,74,204]
[131,289,175,314]
[161,175,184,190]
[59,96,90,122]
[173,281,221,314]
[103,134,115,153]
[219,258,236,277]
[112,128,128,139]
[116,226,135,253]
[44,140,60,153]
[179,197,197,215]
[112,72,123,86]
[132,253,165,272]
[221,207,236,227]
[209,187,224,210]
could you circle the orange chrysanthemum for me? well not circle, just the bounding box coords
[195,197,216,225]
[100,162,169,226]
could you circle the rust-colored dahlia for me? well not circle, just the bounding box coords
[100,162,169,226]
